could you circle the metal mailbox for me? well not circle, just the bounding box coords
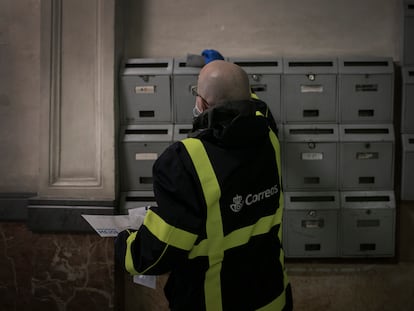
[119,191,157,214]
[401,134,414,200]
[120,58,173,124]
[173,124,193,141]
[120,125,173,191]
[338,57,394,123]
[172,58,202,123]
[339,124,394,190]
[340,191,395,257]
[229,58,283,123]
[283,191,340,258]
[401,67,414,133]
[403,1,414,65]
[283,124,339,190]
[282,58,338,123]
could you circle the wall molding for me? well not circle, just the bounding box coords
[40,0,115,198]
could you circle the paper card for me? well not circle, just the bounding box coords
[133,275,157,289]
[82,214,131,237]
[82,206,149,237]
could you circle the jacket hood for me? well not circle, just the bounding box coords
[188,100,269,147]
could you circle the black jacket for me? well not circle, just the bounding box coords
[116,99,292,311]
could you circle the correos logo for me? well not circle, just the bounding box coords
[230,184,279,213]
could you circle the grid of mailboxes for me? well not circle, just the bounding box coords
[401,1,414,203]
[119,55,399,258]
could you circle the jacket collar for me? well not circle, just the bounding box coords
[188,100,268,147]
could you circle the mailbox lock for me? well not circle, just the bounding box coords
[139,75,150,83]
[308,142,316,149]
[308,210,317,217]
[252,74,261,82]
[366,209,371,215]
[307,74,316,81]
[365,143,371,149]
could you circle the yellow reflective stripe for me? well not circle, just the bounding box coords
[125,230,170,275]
[189,210,283,259]
[125,231,139,275]
[255,110,282,181]
[256,236,289,311]
[266,117,286,272]
[251,92,259,100]
[268,128,282,183]
[182,138,224,311]
[256,274,289,311]
[144,209,198,251]
[255,111,288,289]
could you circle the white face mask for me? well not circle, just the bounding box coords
[193,104,202,117]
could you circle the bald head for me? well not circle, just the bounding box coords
[196,60,250,109]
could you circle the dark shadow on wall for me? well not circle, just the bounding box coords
[122,0,146,58]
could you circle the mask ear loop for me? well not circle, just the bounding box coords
[193,104,202,117]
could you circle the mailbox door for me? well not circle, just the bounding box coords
[121,142,170,190]
[340,142,394,190]
[121,75,171,124]
[284,74,337,123]
[339,74,393,123]
[284,142,338,190]
[341,208,395,257]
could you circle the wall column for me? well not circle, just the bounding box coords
[30,0,117,231]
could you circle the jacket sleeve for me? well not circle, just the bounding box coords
[115,142,204,275]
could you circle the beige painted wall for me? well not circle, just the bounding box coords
[0,0,40,192]
[123,0,401,60]
[0,0,403,195]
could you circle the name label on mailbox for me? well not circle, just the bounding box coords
[135,85,156,94]
[135,153,158,161]
[301,85,324,93]
[302,152,323,160]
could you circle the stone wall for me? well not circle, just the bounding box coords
[0,222,114,311]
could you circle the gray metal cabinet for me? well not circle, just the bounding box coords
[119,191,156,214]
[401,67,414,133]
[283,124,339,190]
[340,191,395,257]
[283,58,338,123]
[401,134,414,200]
[338,58,394,123]
[172,58,201,123]
[284,191,340,258]
[403,1,414,65]
[120,58,173,124]
[120,125,173,191]
[339,124,394,190]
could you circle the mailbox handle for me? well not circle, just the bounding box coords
[251,84,267,92]
[305,244,321,251]
[359,176,375,184]
[303,110,319,117]
[139,111,155,118]
[304,177,320,184]
[360,243,376,251]
[358,109,374,117]
[139,177,153,184]
[126,196,155,202]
